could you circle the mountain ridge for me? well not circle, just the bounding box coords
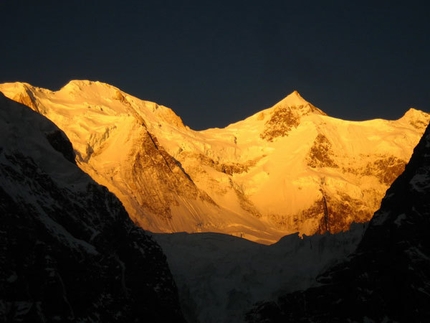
[1,80,428,243]
[0,92,186,322]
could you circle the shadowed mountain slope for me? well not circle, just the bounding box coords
[0,92,186,322]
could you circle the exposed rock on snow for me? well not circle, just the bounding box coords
[306,133,338,168]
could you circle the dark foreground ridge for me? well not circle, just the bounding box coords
[0,92,186,322]
[246,122,430,323]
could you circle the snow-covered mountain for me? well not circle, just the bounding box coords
[0,80,428,243]
[246,123,430,322]
[0,93,185,322]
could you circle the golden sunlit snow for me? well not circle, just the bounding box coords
[1,80,428,244]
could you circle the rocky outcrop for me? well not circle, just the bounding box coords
[245,123,430,322]
[127,129,216,222]
[307,134,338,168]
[0,94,186,322]
[260,105,301,141]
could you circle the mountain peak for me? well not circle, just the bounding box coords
[288,89,307,102]
[255,91,325,141]
[399,107,430,130]
[275,90,309,107]
[59,79,115,93]
[271,90,326,117]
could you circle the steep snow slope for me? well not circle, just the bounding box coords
[0,93,185,322]
[1,80,428,243]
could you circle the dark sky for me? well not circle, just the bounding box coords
[1,1,429,130]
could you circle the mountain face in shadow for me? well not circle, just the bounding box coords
[155,224,367,323]
[0,93,186,322]
[246,123,430,322]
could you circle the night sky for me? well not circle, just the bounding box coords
[1,1,429,130]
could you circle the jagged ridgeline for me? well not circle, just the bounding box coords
[0,93,186,322]
[1,80,429,244]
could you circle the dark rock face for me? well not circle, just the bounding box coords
[0,94,186,322]
[45,130,76,164]
[246,123,430,323]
